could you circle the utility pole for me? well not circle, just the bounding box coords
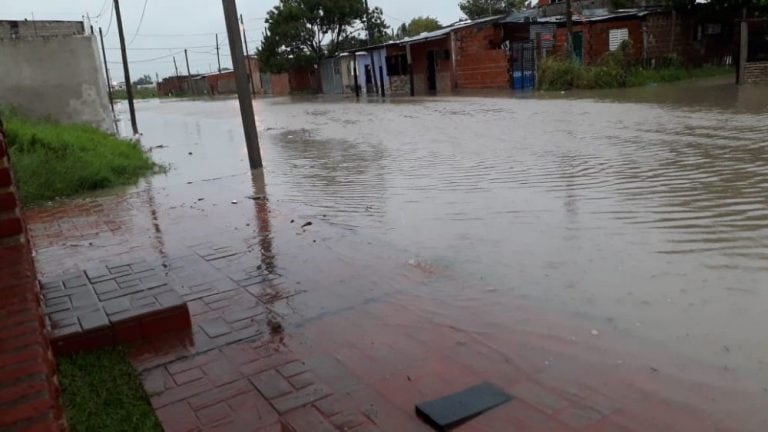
[565,0,573,59]
[222,0,262,169]
[216,33,222,72]
[98,27,114,114]
[184,49,196,95]
[113,0,138,135]
[364,0,378,95]
[172,56,181,95]
[240,14,256,95]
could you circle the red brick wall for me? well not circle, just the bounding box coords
[271,73,290,96]
[289,68,320,93]
[454,25,509,89]
[0,117,66,431]
[409,38,454,95]
[554,19,643,65]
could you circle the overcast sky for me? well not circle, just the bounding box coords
[2,0,464,82]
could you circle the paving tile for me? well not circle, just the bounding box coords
[281,406,336,432]
[187,378,254,411]
[199,318,232,339]
[251,369,294,400]
[155,401,201,432]
[196,401,232,426]
[78,309,109,330]
[278,361,310,378]
[270,384,332,414]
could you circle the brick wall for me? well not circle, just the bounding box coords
[409,38,454,95]
[389,76,410,95]
[0,117,66,431]
[289,68,320,93]
[555,19,643,65]
[454,25,509,89]
[271,73,290,96]
[0,20,84,40]
[743,61,768,84]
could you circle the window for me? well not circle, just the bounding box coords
[609,28,629,51]
[386,54,408,76]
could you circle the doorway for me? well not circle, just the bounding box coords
[572,32,584,64]
[426,51,438,92]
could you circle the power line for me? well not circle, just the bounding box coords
[107,50,183,64]
[93,0,111,20]
[103,1,115,37]
[106,44,216,51]
[127,0,150,45]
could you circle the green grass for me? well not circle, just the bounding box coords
[537,49,733,91]
[58,347,162,432]
[112,87,158,100]
[3,111,157,206]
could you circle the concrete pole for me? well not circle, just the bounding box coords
[113,0,138,135]
[98,27,115,114]
[738,21,748,85]
[222,0,263,169]
[406,44,415,97]
[565,0,573,59]
[353,53,360,98]
[216,33,222,73]
[184,49,196,95]
[240,14,256,95]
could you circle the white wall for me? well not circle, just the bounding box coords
[0,35,113,132]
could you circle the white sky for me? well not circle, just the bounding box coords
[1,0,464,82]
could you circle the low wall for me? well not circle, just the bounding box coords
[0,35,113,132]
[743,62,768,84]
[0,117,66,431]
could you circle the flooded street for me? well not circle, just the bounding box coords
[51,76,767,430]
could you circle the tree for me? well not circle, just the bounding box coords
[133,74,152,86]
[257,0,371,73]
[396,16,442,38]
[458,0,526,19]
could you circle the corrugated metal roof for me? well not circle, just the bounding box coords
[399,15,503,44]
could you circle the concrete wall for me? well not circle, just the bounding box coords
[0,35,113,132]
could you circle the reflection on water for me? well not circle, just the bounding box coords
[131,77,768,384]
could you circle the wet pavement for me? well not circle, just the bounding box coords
[26,77,768,431]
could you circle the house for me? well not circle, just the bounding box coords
[157,75,197,96]
[738,18,768,84]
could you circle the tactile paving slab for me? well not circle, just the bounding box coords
[40,259,191,356]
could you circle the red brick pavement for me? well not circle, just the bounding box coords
[24,177,768,432]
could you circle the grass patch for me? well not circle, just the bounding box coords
[538,42,733,91]
[58,347,162,432]
[3,111,157,206]
[112,87,158,100]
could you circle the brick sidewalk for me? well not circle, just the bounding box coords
[25,176,768,432]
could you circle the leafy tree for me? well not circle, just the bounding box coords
[366,6,391,45]
[132,74,153,86]
[257,0,371,73]
[458,0,526,19]
[396,16,442,38]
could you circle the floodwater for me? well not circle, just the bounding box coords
[117,77,768,424]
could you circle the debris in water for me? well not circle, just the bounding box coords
[188,152,193,155]
[290,219,295,224]
[267,317,284,335]
[301,221,313,228]
[590,329,599,336]
[650,367,659,372]
[197,198,204,201]
[247,195,266,201]
[231,200,238,204]
[415,382,511,430]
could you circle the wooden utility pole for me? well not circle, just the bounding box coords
[565,0,574,58]
[216,33,222,72]
[173,56,180,80]
[222,0,262,169]
[98,27,114,114]
[240,14,256,95]
[113,0,138,135]
[184,49,196,95]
